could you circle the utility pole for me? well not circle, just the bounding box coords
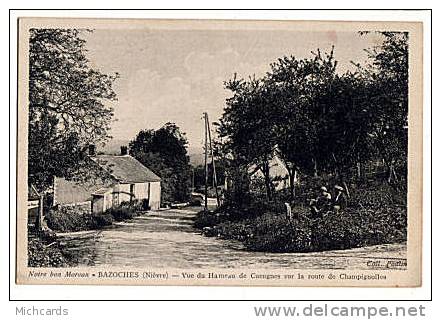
[204,112,209,211]
[206,114,221,207]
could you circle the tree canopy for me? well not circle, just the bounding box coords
[217,32,409,201]
[28,29,119,191]
[129,123,192,203]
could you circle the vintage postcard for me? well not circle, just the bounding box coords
[16,17,423,286]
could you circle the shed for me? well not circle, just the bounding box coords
[91,187,114,213]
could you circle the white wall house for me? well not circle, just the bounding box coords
[54,151,161,213]
[248,153,294,192]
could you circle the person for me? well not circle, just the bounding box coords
[317,186,332,208]
[333,185,348,213]
[309,186,332,218]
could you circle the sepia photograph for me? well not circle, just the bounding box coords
[15,17,423,286]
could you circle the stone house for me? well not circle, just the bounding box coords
[53,147,161,213]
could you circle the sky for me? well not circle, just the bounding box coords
[83,28,380,153]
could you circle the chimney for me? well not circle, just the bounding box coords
[88,144,96,156]
[120,145,128,156]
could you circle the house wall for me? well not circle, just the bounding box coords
[149,181,161,210]
[248,155,293,192]
[54,177,161,212]
[112,192,119,207]
[134,182,150,200]
[54,177,94,205]
[114,183,131,204]
[103,192,113,211]
[62,201,92,214]
[114,182,157,207]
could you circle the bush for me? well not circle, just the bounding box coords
[92,213,114,228]
[46,200,148,232]
[46,208,92,232]
[207,206,406,253]
[194,210,220,229]
[46,207,114,232]
[208,194,286,223]
[243,213,313,252]
[349,183,406,209]
[195,184,407,253]
[141,199,151,211]
[106,201,140,221]
[28,233,69,267]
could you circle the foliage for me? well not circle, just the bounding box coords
[244,205,406,252]
[28,29,119,191]
[193,162,226,190]
[218,76,278,200]
[46,207,90,232]
[106,201,141,221]
[216,32,409,203]
[356,32,409,185]
[45,206,114,232]
[267,49,340,178]
[194,194,285,229]
[28,234,70,267]
[129,123,192,203]
[92,213,116,227]
[195,185,407,253]
[46,199,149,231]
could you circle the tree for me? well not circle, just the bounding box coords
[218,75,279,200]
[131,151,176,203]
[28,29,119,191]
[217,32,409,206]
[355,32,409,184]
[129,123,192,203]
[264,50,339,198]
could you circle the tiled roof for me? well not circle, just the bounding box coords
[93,155,161,183]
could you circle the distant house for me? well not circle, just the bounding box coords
[249,154,292,191]
[54,147,161,213]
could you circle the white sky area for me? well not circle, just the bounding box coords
[83,29,381,153]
